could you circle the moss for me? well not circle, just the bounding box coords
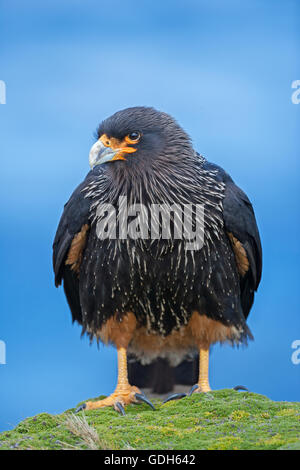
[0,390,299,450]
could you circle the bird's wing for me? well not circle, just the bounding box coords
[223,180,262,288]
[203,160,262,318]
[53,170,96,323]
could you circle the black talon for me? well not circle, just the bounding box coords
[233,385,249,392]
[115,401,126,416]
[135,392,155,410]
[75,403,86,413]
[188,384,200,396]
[163,393,187,404]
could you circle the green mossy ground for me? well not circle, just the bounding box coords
[1,390,299,450]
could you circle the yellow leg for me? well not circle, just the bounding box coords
[85,347,140,411]
[196,348,211,393]
[163,347,212,404]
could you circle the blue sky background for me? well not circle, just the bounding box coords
[0,0,299,432]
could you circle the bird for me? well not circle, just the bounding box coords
[53,106,262,414]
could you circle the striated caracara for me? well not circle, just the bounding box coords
[53,106,262,414]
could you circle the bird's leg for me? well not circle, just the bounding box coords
[189,347,211,394]
[76,347,155,414]
[85,347,139,411]
[163,348,211,403]
[191,350,249,393]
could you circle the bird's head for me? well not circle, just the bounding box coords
[89,106,193,169]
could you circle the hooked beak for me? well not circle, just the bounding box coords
[89,140,121,168]
[89,136,137,169]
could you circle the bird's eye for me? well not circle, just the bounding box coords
[125,132,141,144]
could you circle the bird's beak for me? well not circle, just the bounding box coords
[89,136,138,168]
[89,140,121,168]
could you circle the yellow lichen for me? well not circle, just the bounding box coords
[277,409,298,417]
[230,410,250,420]
[260,412,270,419]
[208,436,241,450]
[263,434,285,446]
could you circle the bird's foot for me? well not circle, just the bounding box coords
[163,384,249,403]
[233,385,249,392]
[188,383,212,394]
[163,383,212,404]
[76,384,155,415]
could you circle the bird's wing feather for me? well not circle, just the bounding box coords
[203,160,262,318]
[222,177,262,291]
[52,169,97,323]
[53,176,93,285]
